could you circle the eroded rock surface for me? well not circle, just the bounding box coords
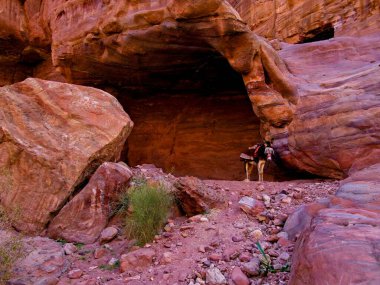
[0,78,133,234]
[48,162,132,244]
[273,34,380,179]
[229,0,379,42]
[290,164,380,284]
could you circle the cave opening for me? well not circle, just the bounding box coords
[117,53,291,181]
[298,24,335,44]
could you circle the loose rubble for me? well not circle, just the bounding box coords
[5,178,338,284]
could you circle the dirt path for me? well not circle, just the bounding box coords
[55,179,339,285]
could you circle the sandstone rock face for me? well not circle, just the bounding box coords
[229,0,380,43]
[0,78,133,234]
[1,0,300,179]
[48,162,132,244]
[272,34,380,179]
[289,163,380,284]
[46,0,297,125]
[1,0,297,127]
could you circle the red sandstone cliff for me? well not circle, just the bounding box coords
[228,0,379,43]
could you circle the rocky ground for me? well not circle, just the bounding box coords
[3,178,339,285]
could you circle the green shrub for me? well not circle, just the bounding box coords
[124,182,173,246]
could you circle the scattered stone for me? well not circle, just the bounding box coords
[68,269,83,279]
[273,263,283,270]
[233,222,245,229]
[63,243,77,255]
[239,252,251,262]
[232,236,244,242]
[200,217,209,222]
[94,247,108,259]
[120,248,155,273]
[205,267,227,285]
[180,225,194,231]
[164,224,173,232]
[262,194,271,207]
[257,185,265,192]
[202,259,212,267]
[231,267,249,285]
[266,235,279,242]
[241,258,261,276]
[239,197,265,216]
[100,227,119,244]
[281,197,292,204]
[161,252,173,265]
[209,253,222,262]
[277,232,289,239]
[199,245,206,253]
[124,275,141,282]
[268,249,279,257]
[277,237,292,248]
[273,219,283,226]
[35,277,59,285]
[188,215,202,222]
[108,257,119,266]
[279,252,290,261]
[223,247,240,261]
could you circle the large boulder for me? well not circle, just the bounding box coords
[0,78,133,234]
[289,164,380,284]
[7,235,69,285]
[48,162,132,244]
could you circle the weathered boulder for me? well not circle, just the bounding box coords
[289,164,380,284]
[0,78,133,234]
[48,162,132,244]
[8,236,69,285]
[283,202,329,241]
[174,176,225,216]
[273,34,380,179]
[229,0,380,42]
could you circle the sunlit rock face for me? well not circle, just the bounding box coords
[0,78,133,233]
[228,0,379,43]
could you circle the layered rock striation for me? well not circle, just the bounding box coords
[273,34,380,179]
[229,0,380,43]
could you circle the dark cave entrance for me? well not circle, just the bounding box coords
[118,55,289,181]
[298,24,335,44]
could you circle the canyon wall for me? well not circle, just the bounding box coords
[0,0,299,180]
[228,0,379,42]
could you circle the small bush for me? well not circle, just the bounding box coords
[124,182,173,246]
